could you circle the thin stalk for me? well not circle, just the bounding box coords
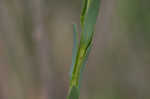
[67,0,100,99]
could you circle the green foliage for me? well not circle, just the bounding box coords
[67,86,79,99]
[67,0,100,99]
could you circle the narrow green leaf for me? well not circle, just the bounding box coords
[70,24,79,78]
[82,0,100,44]
[67,0,100,99]
[81,0,88,27]
[67,86,79,99]
[79,42,92,87]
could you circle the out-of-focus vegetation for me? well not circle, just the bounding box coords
[0,0,150,99]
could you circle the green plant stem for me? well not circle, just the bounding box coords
[67,0,100,99]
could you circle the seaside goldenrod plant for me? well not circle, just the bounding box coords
[67,0,100,99]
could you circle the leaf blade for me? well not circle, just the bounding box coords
[82,0,100,43]
[67,86,79,99]
[70,24,79,78]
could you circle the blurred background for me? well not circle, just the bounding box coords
[0,0,150,99]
